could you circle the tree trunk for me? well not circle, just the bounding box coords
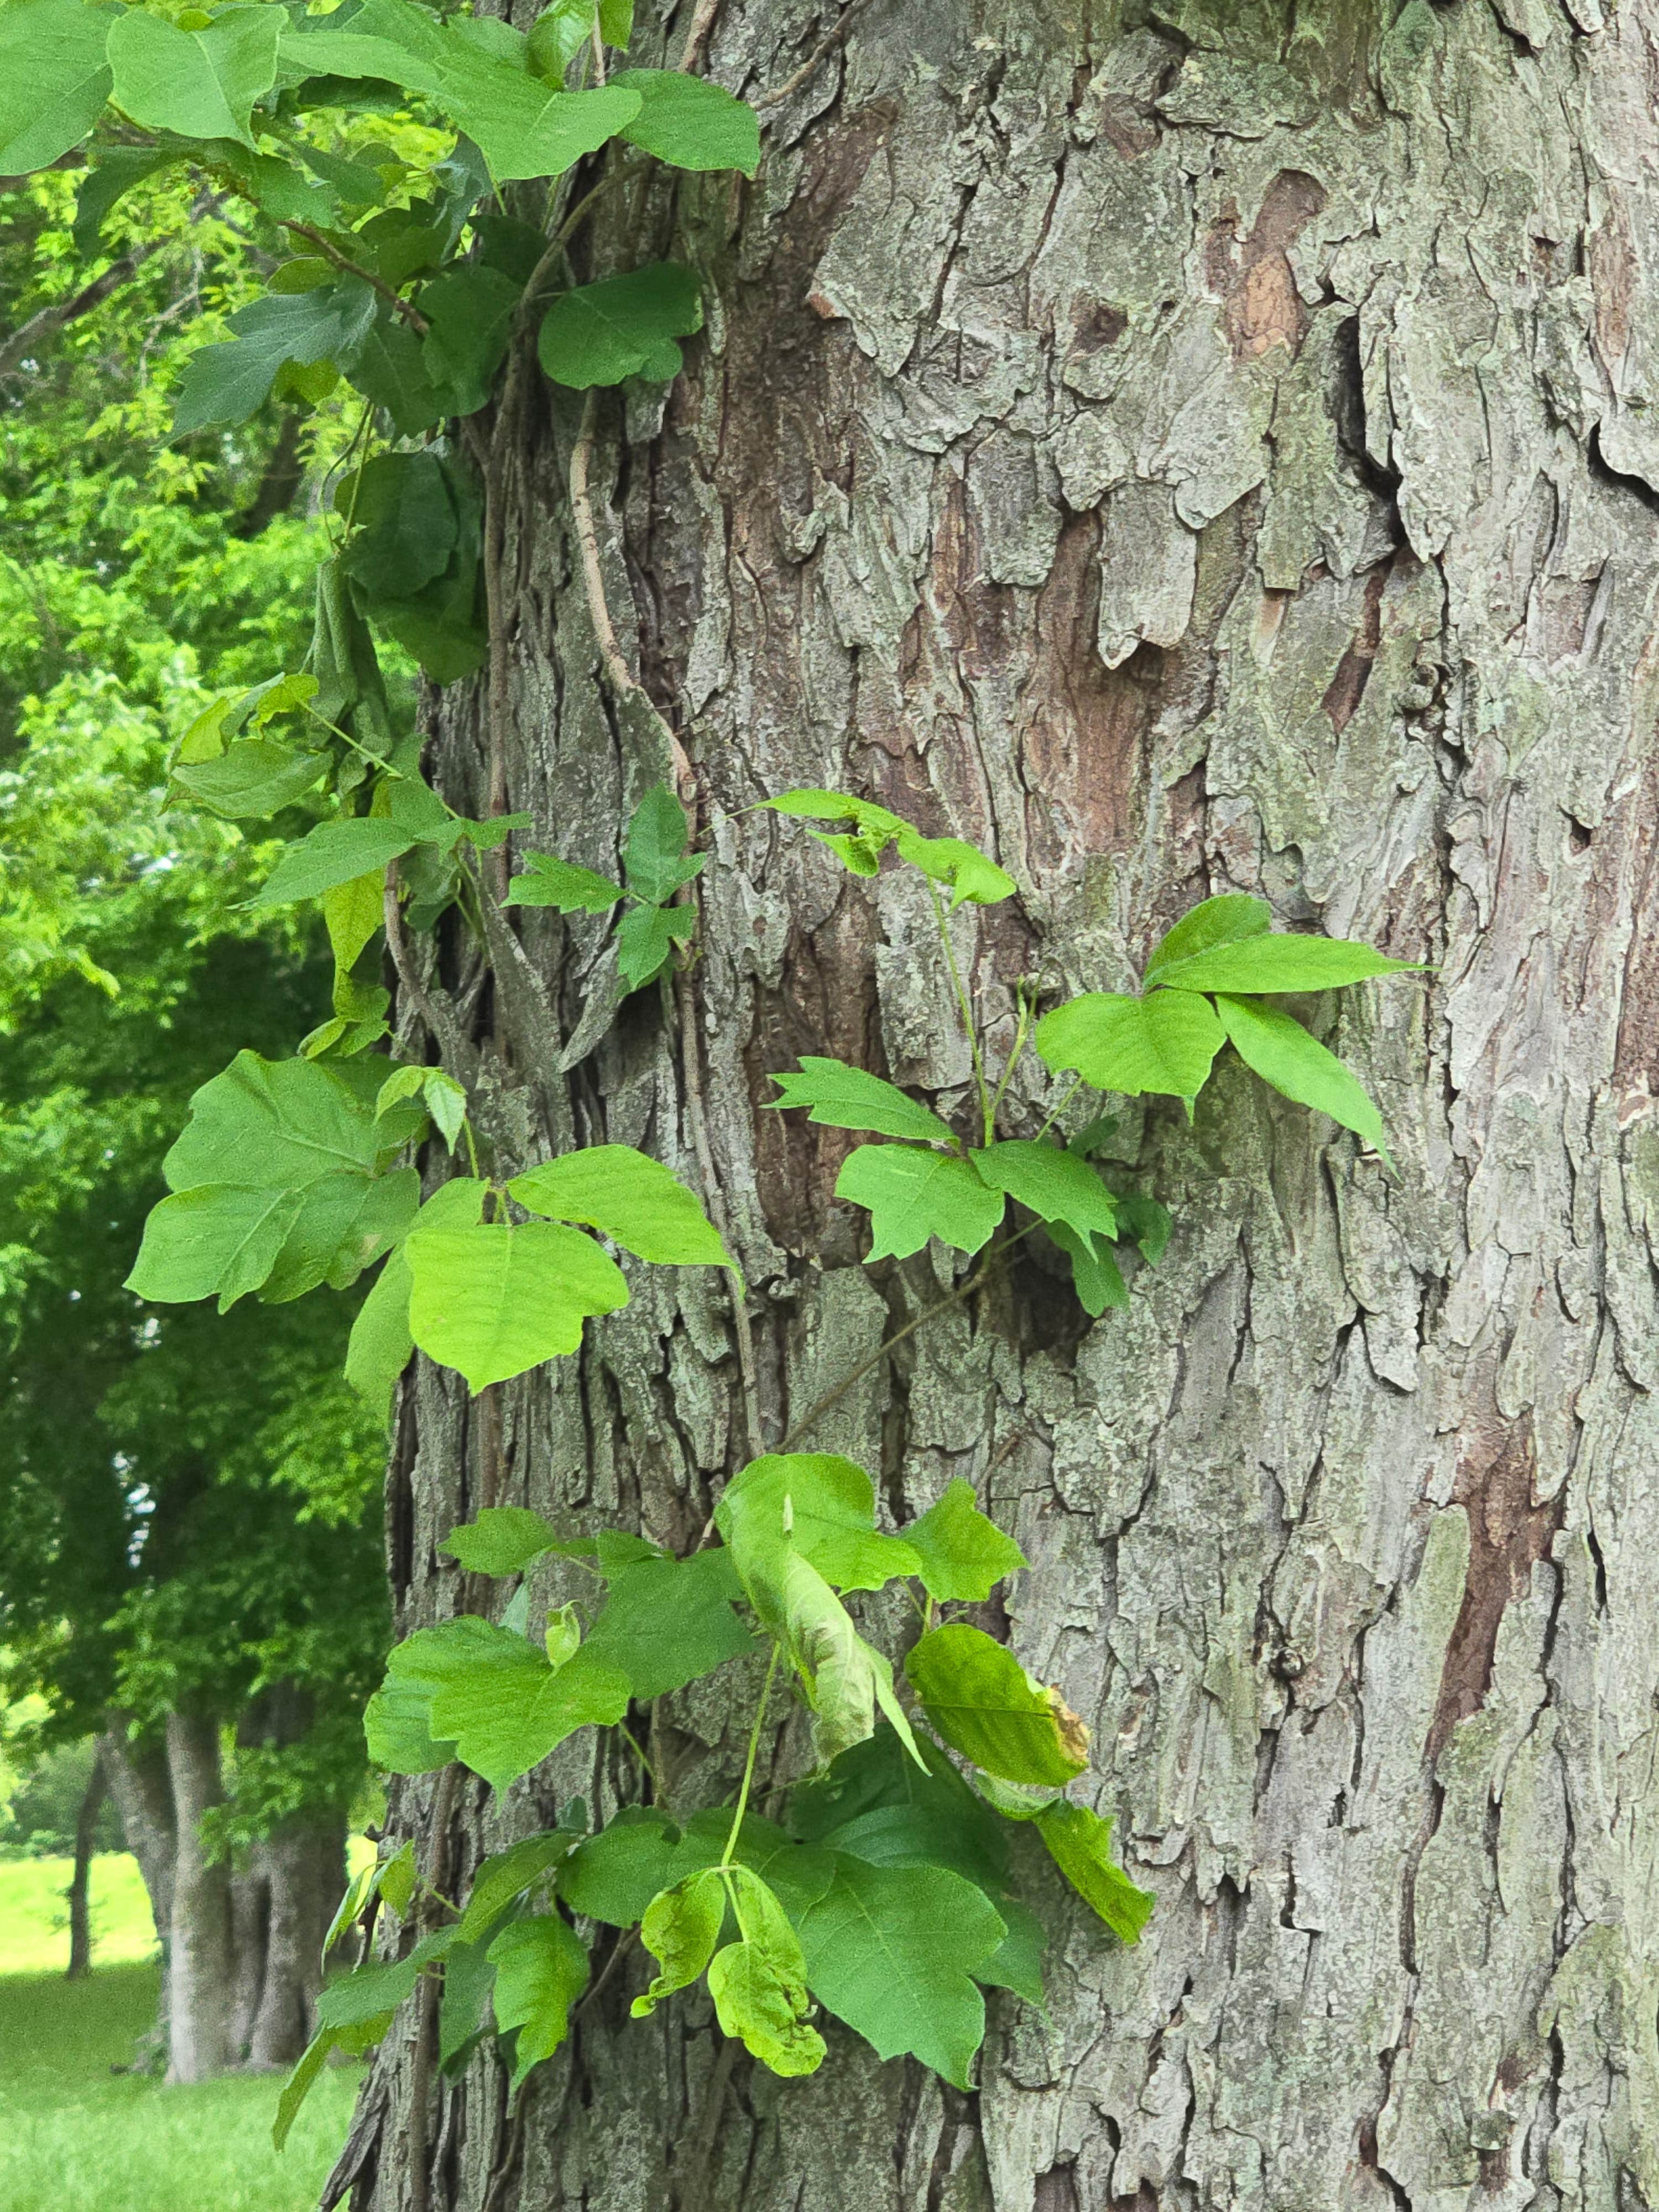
[247,1817,346,2069]
[98,1723,176,2069]
[64,1754,108,1980]
[341,1,1659,2206]
[164,1710,237,2085]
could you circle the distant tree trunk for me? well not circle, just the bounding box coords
[163,1710,236,2085]
[230,1857,272,2060]
[247,1817,346,2069]
[64,1754,107,1981]
[97,1723,175,2069]
[341,0,1659,2208]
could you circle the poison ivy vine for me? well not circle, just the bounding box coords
[4,0,1426,2128]
[277,1458,1154,2137]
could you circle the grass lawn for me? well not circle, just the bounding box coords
[0,1859,362,2211]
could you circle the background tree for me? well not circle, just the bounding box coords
[0,159,388,2083]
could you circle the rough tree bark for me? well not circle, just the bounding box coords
[338,0,1659,2206]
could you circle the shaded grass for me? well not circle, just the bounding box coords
[0,1853,156,1975]
[0,1961,361,2211]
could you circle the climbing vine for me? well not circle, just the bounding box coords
[4,0,1422,2125]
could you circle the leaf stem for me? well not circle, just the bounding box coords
[984,984,1033,1148]
[927,878,991,1142]
[1032,1074,1085,1146]
[721,1641,780,1867]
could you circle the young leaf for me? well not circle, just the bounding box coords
[796,1857,1006,2088]
[836,1145,1005,1260]
[706,1868,826,2076]
[502,853,625,912]
[903,1479,1026,1604]
[615,902,695,992]
[170,735,326,820]
[1047,1222,1128,1318]
[972,1141,1117,1255]
[581,1548,756,1699]
[457,1832,579,1942]
[762,789,906,834]
[609,68,761,175]
[0,0,112,175]
[441,1506,564,1577]
[325,872,385,990]
[904,1624,1090,1787]
[714,1453,923,1595]
[632,1868,726,2017]
[385,1615,630,1791]
[247,818,418,908]
[487,1913,589,2094]
[173,284,378,436]
[1214,993,1392,1162]
[345,1246,415,1417]
[1141,892,1270,989]
[538,263,704,388]
[526,0,596,86]
[771,1547,922,1770]
[1150,932,1421,996]
[1033,989,1224,1102]
[106,6,280,150]
[766,1058,954,1145]
[893,829,1016,908]
[970,1771,1063,1821]
[509,1146,733,1267]
[623,783,703,902]
[404,1186,630,1390]
[1035,1802,1154,1944]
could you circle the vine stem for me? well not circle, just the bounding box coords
[721,1640,780,1865]
[927,878,993,1142]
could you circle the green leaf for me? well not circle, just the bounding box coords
[1151,932,1421,996]
[345,300,443,436]
[274,2018,383,2151]
[173,284,378,436]
[972,1140,1117,1255]
[969,1771,1062,1821]
[1048,1222,1128,1318]
[487,1913,588,2094]
[364,1658,456,1777]
[538,263,703,388]
[502,853,625,912]
[73,146,180,258]
[259,1163,419,1303]
[457,1832,578,1943]
[441,72,641,186]
[715,1453,922,1594]
[836,1144,1005,1261]
[420,263,520,417]
[339,451,457,601]
[384,1615,630,1792]
[790,1726,1011,1898]
[904,1624,1091,1787]
[106,5,280,149]
[582,1547,755,1699]
[248,818,417,908]
[1141,892,1270,989]
[126,1182,304,1310]
[1214,993,1392,1161]
[763,788,906,833]
[766,1058,953,1146]
[771,1546,922,1770]
[609,68,760,175]
[558,1808,686,1925]
[796,1856,1005,2088]
[158,1050,389,1192]
[599,0,634,43]
[345,1246,415,1418]
[903,1478,1025,1604]
[509,1146,732,1268]
[377,1840,419,1921]
[0,0,111,174]
[1032,989,1224,1102]
[405,1185,630,1390]
[632,1868,725,2017]
[706,1867,826,2076]
[526,0,594,84]
[437,1936,495,2071]
[441,1506,563,1576]
[345,445,487,684]
[977,1895,1047,2008]
[315,1950,422,2034]
[169,737,327,820]
[615,901,695,992]
[623,783,702,902]
[1112,1191,1171,1265]
[893,828,1016,908]
[1035,1801,1153,1943]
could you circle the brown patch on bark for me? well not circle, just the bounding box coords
[1034,2168,1082,2212]
[1322,567,1387,733]
[1025,513,1156,867]
[1209,172,1327,362]
[1428,1384,1561,1763]
[1589,197,1636,372]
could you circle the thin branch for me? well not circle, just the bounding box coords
[278,217,429,332]
[677,0,724,72]
[756,0,871,106]
[383,867,476,1081]
[569,389,644,698]
[676,957,762,1459]
[0,242,162,377]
